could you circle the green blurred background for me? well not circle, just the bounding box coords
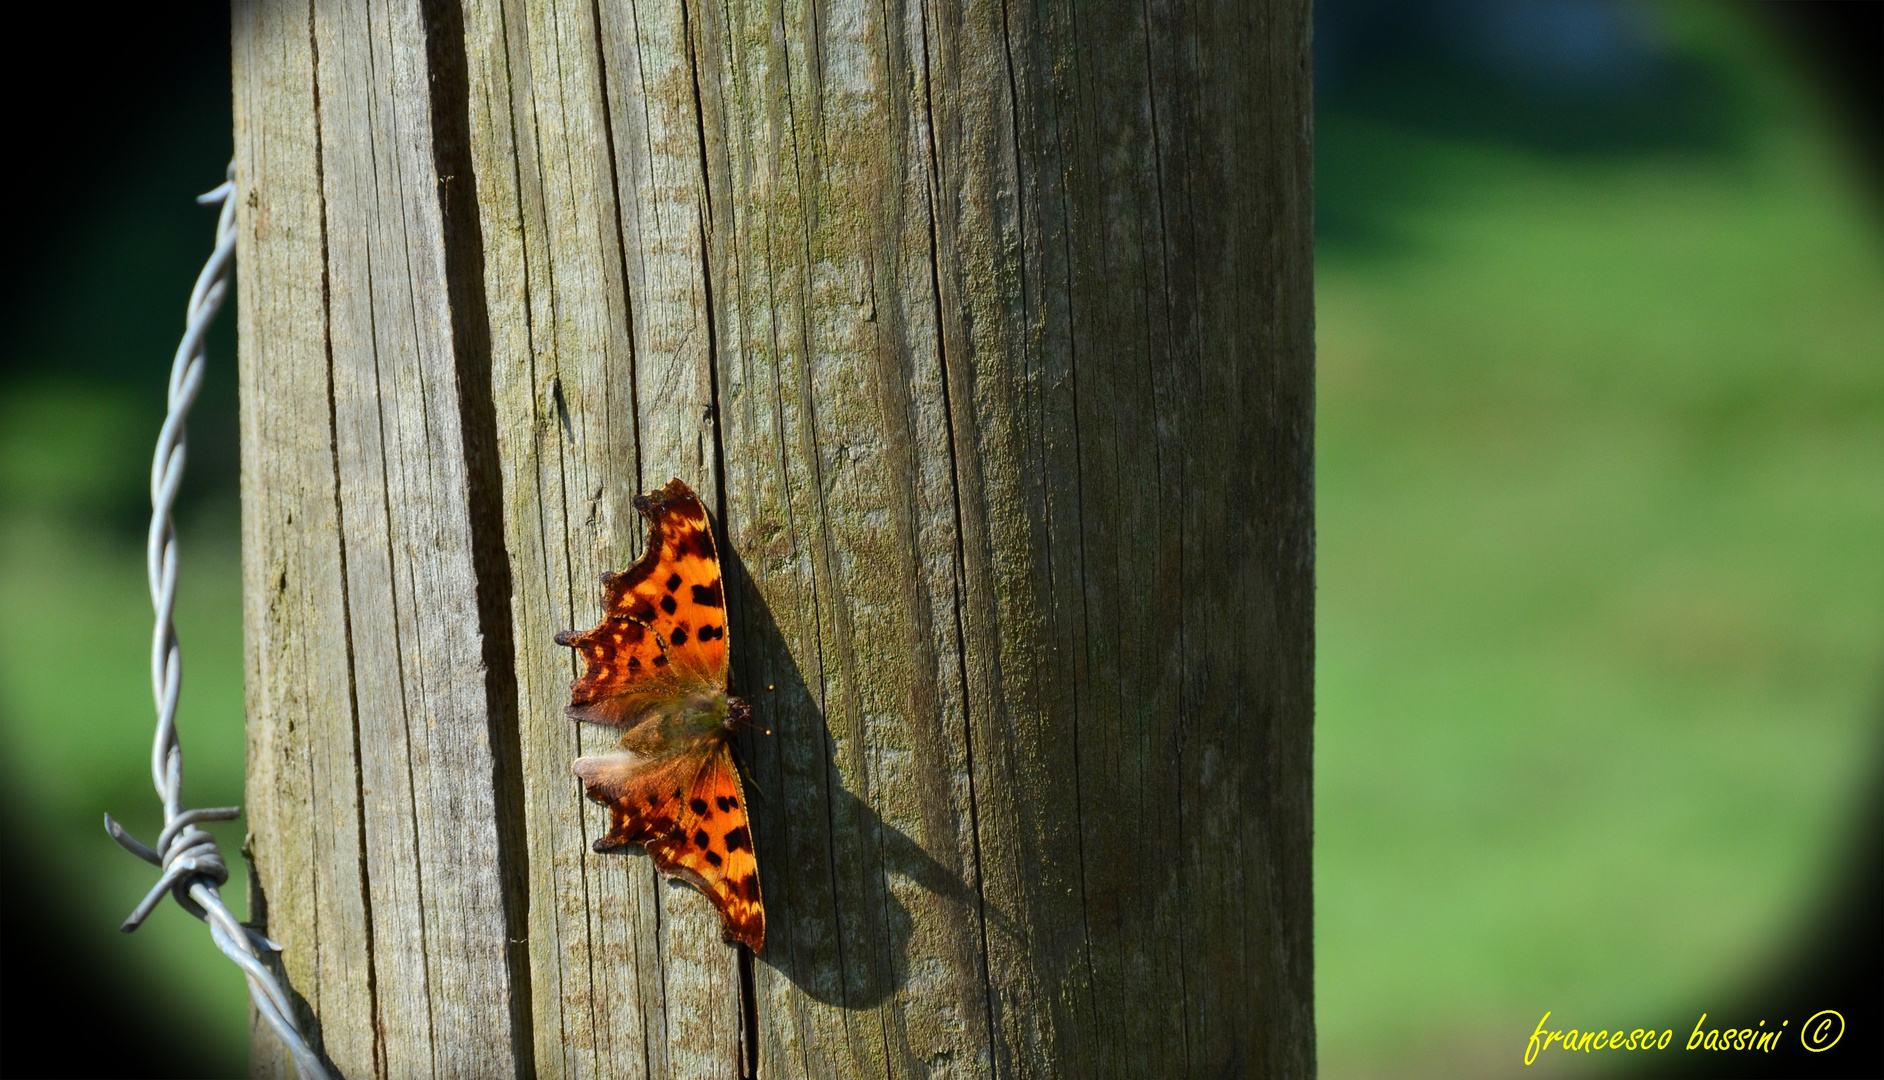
[0,7,250,1077]
[1313,4,1880,1077]
[0,2,1876,1077]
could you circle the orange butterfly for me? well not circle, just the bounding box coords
[554,478,764,951]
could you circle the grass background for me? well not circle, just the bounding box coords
[1313,5,1881,1075]
[0,2,1877,1077]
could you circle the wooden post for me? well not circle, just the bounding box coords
[234,0,1313,1074]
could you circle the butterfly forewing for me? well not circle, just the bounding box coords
[604,479,730,683]
[555,479,729,725]
[646,743,764,950]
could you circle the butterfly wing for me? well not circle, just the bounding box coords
[645,742,765,951]
[573,750,700,851]
[554,615,681,728]
[555,478,731,726]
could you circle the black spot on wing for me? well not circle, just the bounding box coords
[693,829,710,849]
[666,572,683,592]
[723,826,751,852]
[670,627,688,646]
[705,850,722,867]
[660,595,678,615]
[690,798,708,815]
[715,795,733,812]
[691,582,723,607]
[680,531,716,560]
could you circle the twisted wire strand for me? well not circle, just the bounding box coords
[104,164,331,1080]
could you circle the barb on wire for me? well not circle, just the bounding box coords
[103,163,331,1080]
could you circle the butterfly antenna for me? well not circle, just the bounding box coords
[738,684,776,734]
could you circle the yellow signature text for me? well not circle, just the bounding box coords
[1525,1013,1672,1064]
[1524,1011,1824,1065]
[1684,1013,1790,1053]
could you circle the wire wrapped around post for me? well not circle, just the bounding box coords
[103,164,330,1080]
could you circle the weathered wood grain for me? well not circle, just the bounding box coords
[233,4,377,1075]
[309,0,530,1069]
[237,0,533,1075]
[238,0,1311,1073]
[456,0,742,1075]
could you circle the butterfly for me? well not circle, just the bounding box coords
[554,478,764,951]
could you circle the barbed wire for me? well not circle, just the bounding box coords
[103,164,331,1080]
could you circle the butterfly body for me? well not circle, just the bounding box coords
[554,479,765,951]
[618,688,738,754]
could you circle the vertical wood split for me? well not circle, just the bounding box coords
[235,0,1313,1075]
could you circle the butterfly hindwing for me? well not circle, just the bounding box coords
[571,750,697,852]
[555,615,680,728]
